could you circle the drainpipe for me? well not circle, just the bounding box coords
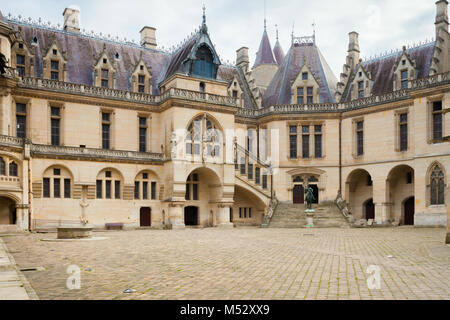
[28,156,32,232]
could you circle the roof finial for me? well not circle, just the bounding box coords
[291,21,295,44]
[312,21,316,44]
[275,24,279,41]
[264,0,267,30]
[201,3,208,33]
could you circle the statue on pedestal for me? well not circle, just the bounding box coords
[305,186,315,210]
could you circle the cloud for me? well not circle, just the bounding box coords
[1,0,438,76]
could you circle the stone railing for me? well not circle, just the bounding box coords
[0,135,25,148]
[261,197,279,228]
[160,87,237,107]
[30,144,165,163]
[18,77,238,108]
[410,71,450,89]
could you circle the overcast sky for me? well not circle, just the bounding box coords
[1,0,438,76]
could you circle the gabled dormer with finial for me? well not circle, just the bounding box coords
[290,57,321,104]
[11,27,35,78]
[93,43,116,89]
[159,6,228,96]
[42,35,67,81]
[349,61,373,100]
[130,52,152,94]
[393,46,417,91]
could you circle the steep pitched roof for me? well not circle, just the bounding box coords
[11,22,171,95]
[273,40,285,65]
[253,29,277,68]
[262,43,338,107]
[341,42,435,102]
[0,10,5,22]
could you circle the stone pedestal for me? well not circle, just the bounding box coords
[305,209,315,228]
[57,225,93,239]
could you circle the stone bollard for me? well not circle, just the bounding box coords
[305,209,315,228]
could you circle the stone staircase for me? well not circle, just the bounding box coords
[0,225,23,234]
[269,202,350,228]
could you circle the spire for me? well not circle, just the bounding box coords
[253,27,277,69]
[201,4,208,33]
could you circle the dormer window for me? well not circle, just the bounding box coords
[53,49,57,55]
[16,54,25,77]
[306,87,313,104]
[138,75,145,93]
[51,60,59,80]
[18,43,23,49]
[297,87,304,104]
[402,60,406,66]
[358,81,364,98]
[232,90,238,98]
[101,69,109,88]
[193,45,214,78]
[359,72,362,77]
[302,72,308,80]
[199,82,205,92]
[115,53,120,60]
[103,58,107,64]
[140,65,144,71]
[401,70,408,89]
[32,37,38,45]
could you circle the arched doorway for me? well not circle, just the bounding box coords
[184,206,199,226]
[293,185,304,204]
[387,165,414,223]
[404,197,415,226]
[140,207,151,227]
[364,199,375,220]
[0,197,16,225]
[346,169,373,219]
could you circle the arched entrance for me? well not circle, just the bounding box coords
[387,165,414,223]
[404,197,415,226]
[140,207,151,227]
[346,169,373,219]
[184,206,199,226]
[291,175,321,204]
[364,199,375,220]
[0,197,16,225]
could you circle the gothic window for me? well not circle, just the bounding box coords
[51,107,61,146]
[51,60,59,80]
[101,69,109,88]
[186,116,221,157]
[430,165,445,205]
[102,112,111,150]
[42,166,72,199]
[401,70,408,89]
[255,167,261,185]
[302,72,308,80]
[138,75,145,93]
[16,54,25,77]
[139,116,148,152]
[297,87,304,104]
[16,103,27,139]
[185,173,199,201]
[293,176,303,183]
[358,81,364,98]
[192,45,214,78]
[306,87,313,104]
[134,171,158,200]
[356,121,364,156]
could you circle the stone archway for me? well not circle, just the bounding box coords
[345,169,373,220]
[387,165,414,224]
[0,196,17,225]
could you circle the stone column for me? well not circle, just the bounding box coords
[217,204,234,228]
[16,204,29,231]
[168,203,185,230]
[373,178,390,225]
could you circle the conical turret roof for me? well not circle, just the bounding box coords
[253,29,277,68]
[273,40,285,65]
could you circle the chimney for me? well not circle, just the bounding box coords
[348,32,360,69]
[436,0,449,35]
[63,7,80,33]
[236,47,250,72]
[140,26,157,50]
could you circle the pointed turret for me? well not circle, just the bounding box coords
[273,28,285,65]
[253,26,277,69]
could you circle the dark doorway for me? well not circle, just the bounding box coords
[309,185,319,204]
[184,206,199,226]
[404,197,415,226]
[365,199,375,220]
[140,207,151,227]
[293,185,304,204]
[230,208,233,223]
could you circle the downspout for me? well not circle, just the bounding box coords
[339,118,342,194]
[28,156,32,232]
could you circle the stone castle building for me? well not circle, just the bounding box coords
[0,3,449,241]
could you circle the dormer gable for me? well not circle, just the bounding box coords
[350,62,373,100]
[11,29,34,77]
[42,36,67,81]
[93,44,117,88]
[131,52,152,94]
[290,61,321,104]
[393,46,417,91]
[227,74,244,108]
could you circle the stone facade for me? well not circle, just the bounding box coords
[0,3,449,240]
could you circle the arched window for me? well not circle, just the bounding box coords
[430,164,445,205]
[134,171,158,200]
[43,166,72,199]
[192,45,214,78]
[0,158,5,176]
[186,115,221,157]
[9,162,18,177]
[96,169,122,200]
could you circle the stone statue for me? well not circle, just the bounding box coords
[0,53,10,75]
[170,132,177,159]
[305,186,315,210]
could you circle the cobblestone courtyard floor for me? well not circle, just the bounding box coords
[2,227,450,300]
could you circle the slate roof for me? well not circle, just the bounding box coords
[262,43,338,107]
[253,29,277,68]
[11,22,172,95]
[341,42,435,102]
[273,40,285,66]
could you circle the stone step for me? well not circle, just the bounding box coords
[0,225,22,234]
